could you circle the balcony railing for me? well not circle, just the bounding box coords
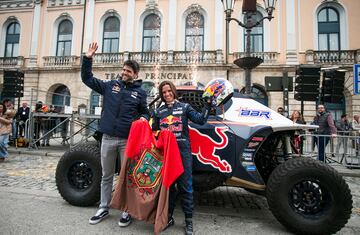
[173,51,218,64]
[305,50,360,65]
[0,57,24,69]
[90,51,222,66]
[43,56,78,68]
[40,50,281,68]
[232,52,279,65]
[93,53,124,66]
[130,52,168,64]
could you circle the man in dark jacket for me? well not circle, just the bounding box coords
[313,104,337,161]
[16,102,30,137]
[82,42,150,226]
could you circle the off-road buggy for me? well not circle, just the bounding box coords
[56,84,352,235]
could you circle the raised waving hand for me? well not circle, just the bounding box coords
[85,42,98,58]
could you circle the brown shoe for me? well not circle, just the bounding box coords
[0,158,5,162]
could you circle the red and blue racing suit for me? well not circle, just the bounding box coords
[152,100,210,219]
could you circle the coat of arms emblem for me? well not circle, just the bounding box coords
[133,149,163,188]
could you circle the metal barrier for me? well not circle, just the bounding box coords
[27,112,100,149]
[299,131,360,168]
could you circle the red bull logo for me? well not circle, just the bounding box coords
[160,115,183,132]
[189,126,231,173]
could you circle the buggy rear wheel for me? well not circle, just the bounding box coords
[266,157,352,235]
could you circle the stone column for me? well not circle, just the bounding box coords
[167,0,177,51]
[125,0,135,51]
[285,0,298,64]
[28,0,42,67]
[215,0,223,51]
[84,0,95,53]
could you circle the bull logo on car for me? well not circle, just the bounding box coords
[189,126,231,173]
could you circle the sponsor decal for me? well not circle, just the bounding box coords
[244,148,256,152]
[159,108,168,114]
[251,137,264,141]
[242,152,253,157]
[173,110,183,115]
[243,156,253,161]
[189,126,232,173]
[247,141,260,148]
[133,150,163,188]
[160,115,183,132]
[131,91,138,97]
[242,161,254,167]
[246,165,257,171]
[236,108,271,119]
[112,84,120,93]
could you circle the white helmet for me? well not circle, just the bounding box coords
[203,78,234,106]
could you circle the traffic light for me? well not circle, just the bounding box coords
[322,69,345,103]
[2,70,24,97]
[294,65,321,101]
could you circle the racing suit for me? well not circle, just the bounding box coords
[152,101,211,219]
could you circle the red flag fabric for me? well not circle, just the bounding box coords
[156,130,183,188]
[111,120,183,234]
[125,120,155,159]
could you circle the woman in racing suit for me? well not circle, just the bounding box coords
[152,81,212,235]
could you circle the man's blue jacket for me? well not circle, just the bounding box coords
[81,56,150,138]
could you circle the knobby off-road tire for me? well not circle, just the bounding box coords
[193,172,226,192]
[56,143,101,207]
[266,157,352,235]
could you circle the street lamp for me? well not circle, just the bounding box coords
[221,0,277,94]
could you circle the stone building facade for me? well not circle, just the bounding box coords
[0,0,359,121]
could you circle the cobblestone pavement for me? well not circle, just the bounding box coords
[0,154,57,191]
[1,153,360,234]
[0,153,268,210]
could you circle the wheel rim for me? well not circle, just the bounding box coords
[67,161,94,190]
[288,179,332,216]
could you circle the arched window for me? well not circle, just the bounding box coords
[52,85,71,109]
[5,22,20,57]
[56,20,73,56]
[318,7,340,51]
[244,11,263,52]
[102,16,120,53]
[185,11,204,52]
[240,85,268,106]
[142,14,161,52]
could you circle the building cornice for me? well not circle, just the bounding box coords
[0,0,33,10]
[47,0,84,8]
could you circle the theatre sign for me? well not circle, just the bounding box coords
[104,72,193,81]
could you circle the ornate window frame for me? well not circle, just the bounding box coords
[314,1,348,50]
[0,17,21,57]
[98,10,122,53]
[181,4,209,51]
[52,13,75,56]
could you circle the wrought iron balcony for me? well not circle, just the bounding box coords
[0,57,24,69]
[232,52,279,65]
[305,49,360,65]
[43,56,79,68]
